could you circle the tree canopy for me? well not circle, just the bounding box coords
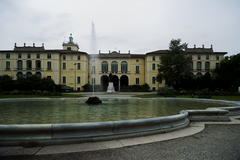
[156,39,192,90]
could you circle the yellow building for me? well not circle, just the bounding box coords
[0,35,227,91]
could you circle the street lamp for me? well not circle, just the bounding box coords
[74,63,77,92]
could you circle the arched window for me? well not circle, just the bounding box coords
[27,60,32,70]
[196,72,202,79]
[17,72,23,79]
[17,60,22,70]
[111,61,118,73]
[189,62,193,70]
[205,62,210,71]
[36,72,41,79]
[26,72,32,78]
[197,62,201,71]
[121,61,127,73]
[36,60,41,70]
[102,61,108,73]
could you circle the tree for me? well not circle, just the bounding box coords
[214,53,240,91]
[156,39,192,90]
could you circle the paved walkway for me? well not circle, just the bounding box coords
[1,93,240,159]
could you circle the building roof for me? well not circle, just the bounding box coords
[146,50,168,55]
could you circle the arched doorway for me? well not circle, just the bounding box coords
[120,75,128,91]
[113,75,119,91]
[26,72,32,78]
[36,72,42,79]
[101,75,109,91]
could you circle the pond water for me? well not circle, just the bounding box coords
[0,98,234,124]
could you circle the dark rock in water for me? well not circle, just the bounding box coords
[85,96,102,104]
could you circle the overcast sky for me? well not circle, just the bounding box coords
[0,0,239,56]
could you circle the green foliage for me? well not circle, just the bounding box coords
[141,83,150,92]
[156,39,192,90]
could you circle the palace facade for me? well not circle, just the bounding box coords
[0,34,227,91]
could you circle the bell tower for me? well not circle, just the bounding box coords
[62,33,79,51]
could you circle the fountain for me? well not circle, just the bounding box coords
[85,22,102,104]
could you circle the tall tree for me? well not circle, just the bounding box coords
[214,53,240,91]
[156,39,192,90]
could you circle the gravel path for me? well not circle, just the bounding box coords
[2,124,240,160]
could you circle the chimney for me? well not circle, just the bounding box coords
[24,43,26,47]
[99,50,101,54]
[14,43,17,47]
[211,45,213,49]
[42,43,44,47]
[194,44,196,48]
[128,50,130,54]
[119,50,120,53]
[109,50,110,53]
[33,43,35,47]
[202,45,204,49]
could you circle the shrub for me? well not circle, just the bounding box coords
[36,90,42,95]
[11,90,19,95]
[42,90,49,95]
[141,83,150,92]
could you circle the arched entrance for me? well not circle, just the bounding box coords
[120,75,128,91]
[113,75,119,91]
[101,75,109,91]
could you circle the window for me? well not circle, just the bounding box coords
[189,55,192,59]
[92,78,95,84]
[36,72,41,79]
[159,56,161,61]
[78,55,81,60]
[152,56,155,61]
[70,55,73,60]
[62,77,66,84]
[47,54,51,59]
[136,59,139,62]
[216,55,219,60]
[77,77,81,84]
[152,63,156,70]
[63,63,66,69]
[6,53,10,59]
[189,62,193,70]
[17,72,23,79]
[205,62,210,71]
[206,55,209,60]
[26,72,32,78]
[18,54,21,59]
[136,78,139,85]
[17,60,23,70]
[92,59,95,62]
[92,66,95,73]
[67,47,71,50]
[36,60,41,70]
[196,72,202,79]
[111,61,118,73]
[216,63,220,68]
[27,54,31,58]
[6,61,10,70]
[37,54,40,58]
[102,61,108,73]
[198,55,201,60]
[197,62,201,71]
[27,60,32,70]
[77,63,81,70]
[47,62,51,70]
[121,61,127,73]
[136,66,139,73]
[47,76,51,79]
[152,77,156,84]
[63,55,66,60]
[152,87,156,91]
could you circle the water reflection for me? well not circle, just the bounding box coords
[0,99,234,124]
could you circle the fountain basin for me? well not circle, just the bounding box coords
[0,98,239,146]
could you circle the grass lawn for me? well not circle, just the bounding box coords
[0,94,84,99]
[133,94,240,101]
